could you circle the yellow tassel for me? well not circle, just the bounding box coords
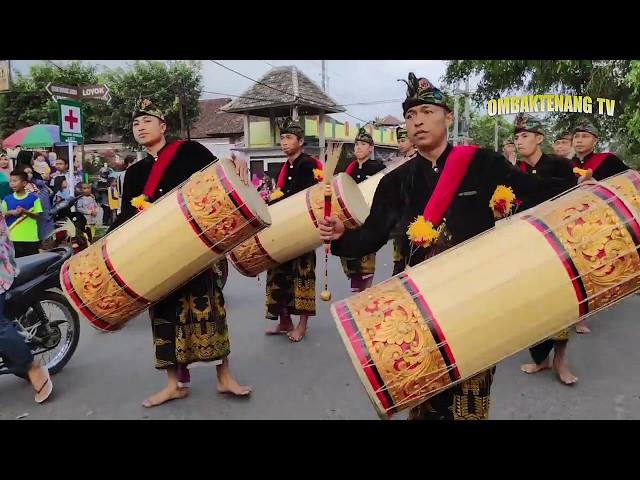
[269,189,284,202]
[131,195,152,210]
[313,168,324,181]
[573,167,589,177]
[407,216,439,247]
[489,185,516,219]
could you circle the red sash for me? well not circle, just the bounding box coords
[519,161,527,173]
[421,146,478,225]
[276,154,323,189]
[576,152,612,173]
[142,140,186,199]
[345,160,358,176]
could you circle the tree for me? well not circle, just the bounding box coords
[103,61,203,148]
[0,61,109,141]
[468,115,511,151]
[443,60,632,144]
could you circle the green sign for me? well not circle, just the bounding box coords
[58,99,83,142]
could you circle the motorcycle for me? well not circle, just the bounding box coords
[42,195,91,254]
[0,247,80,377]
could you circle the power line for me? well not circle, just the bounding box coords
[207,61,397,125]
[343,112,369,124]
[202,89,402,108]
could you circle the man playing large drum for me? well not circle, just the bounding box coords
[111,99,251,408]
[513,113,580,385]
[319,74,576,420]
[570,119,630,334]
[264,118,322,343]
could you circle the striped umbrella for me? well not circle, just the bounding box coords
[2,124,60,149]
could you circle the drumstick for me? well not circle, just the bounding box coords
[320,142,343,302]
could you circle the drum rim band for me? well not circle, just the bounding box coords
[177,164,266,254]
[101,242,151,305]
[523,182,640,316]
[523,214,589,316]
[176,189,222,253]
[61,263,121,332]
[215,163,266,229]
[228,234,277,277]
[334,273,460,416]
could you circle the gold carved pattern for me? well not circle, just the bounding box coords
[533,188,640,311]
[228,237,278,277]
[181,164,262,253]
[340,276,452,414]
[602,172,640,219]
[66,242,146,327]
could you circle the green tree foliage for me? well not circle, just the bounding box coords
[103,61,202,147]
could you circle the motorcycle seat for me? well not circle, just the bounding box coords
[13,252,62,289]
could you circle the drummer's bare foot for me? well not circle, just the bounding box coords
[216,360,251,397]
[265,320,294,336]
[521,358,551,374]
[552,342,578,385]
[142,385,189,408]
[575,320,591,334]
[288,316,308,343]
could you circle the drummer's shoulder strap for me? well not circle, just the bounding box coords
[422,146,479,225]
[583,152,612,173]
[142,140,186,199]
[345,160,358,176]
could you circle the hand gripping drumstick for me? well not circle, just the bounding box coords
[320,142,343,302]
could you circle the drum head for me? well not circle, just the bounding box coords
[333,173,370,226]
[218,158,271,227]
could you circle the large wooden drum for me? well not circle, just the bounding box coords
[228,173,369,277]
[61,159,271,332]
[332,173,640,418]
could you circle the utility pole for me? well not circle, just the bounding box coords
[321,60,326,92]
[464,78,471,142]
[177,93,186,139]
[452,82,459,146]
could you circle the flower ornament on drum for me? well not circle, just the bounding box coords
[131,194,152,211]
[270,189,284,202]
[407,216,439,247]
[489,185,517,219]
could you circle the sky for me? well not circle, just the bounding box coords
[11,60,454,124]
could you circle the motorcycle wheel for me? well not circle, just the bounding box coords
[17,291,80,377]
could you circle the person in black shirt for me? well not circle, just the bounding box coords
[570,119,630,334]
[112,99,251,407]
[513,113,581,385]
[319,73,575,420]
[265,118,322,342]
[341,127,385,291]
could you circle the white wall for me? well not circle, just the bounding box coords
[196,138,235,160]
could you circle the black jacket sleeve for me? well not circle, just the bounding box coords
[296,157,318,192]
[331,171,401,258]
[491,153,575,200]
[595,154,629,180]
